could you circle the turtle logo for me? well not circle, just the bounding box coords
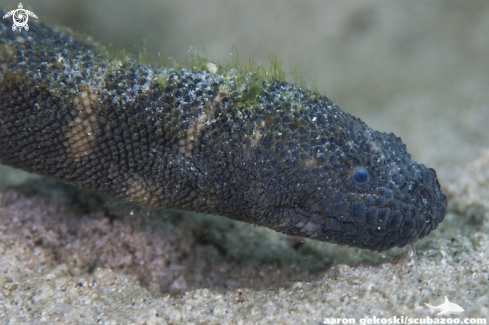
[3,3,38,32]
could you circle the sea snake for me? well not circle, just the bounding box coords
[0,16,446,252]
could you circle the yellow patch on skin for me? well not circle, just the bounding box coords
[65,84,100,162]
[251,129,261,147]
[124,175,160,207]
[179,103,217,158]
[250,120,266,147]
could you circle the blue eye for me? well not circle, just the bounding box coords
[352,167,370,186]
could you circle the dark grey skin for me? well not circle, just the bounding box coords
[0,17,446,252]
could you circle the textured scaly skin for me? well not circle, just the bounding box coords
[0,17,446,251]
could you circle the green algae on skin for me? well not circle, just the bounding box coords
[0,16,447,252]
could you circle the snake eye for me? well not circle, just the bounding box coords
[352,167,370,186]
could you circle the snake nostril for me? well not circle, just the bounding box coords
[420,188,431,207]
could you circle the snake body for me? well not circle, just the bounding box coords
[0,17,447,251]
